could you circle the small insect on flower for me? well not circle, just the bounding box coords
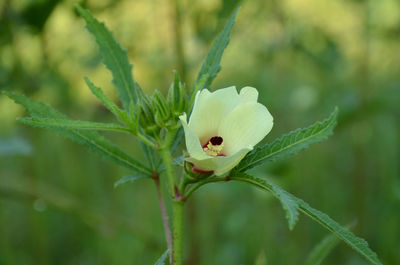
[180,86,273,175]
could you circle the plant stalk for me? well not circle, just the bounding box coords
[159,132,177,196]
[154,177,173,263]
[158,128,184,264]
[172,200,184,265]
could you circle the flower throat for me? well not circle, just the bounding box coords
[203,136,224,156]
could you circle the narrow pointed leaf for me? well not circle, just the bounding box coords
[272,184,299,230]
[140,141,159,170]
[304,232,341,265]
[231,171,299,229]
[76,5,137,109]
[154,249,169,265]
[3,92,152,176]
[230,171,382,265]
[114,174,149,188]
[18,118,132,133]
[191,7,239,96]
[237,107,338,172]
[84,77,126,120]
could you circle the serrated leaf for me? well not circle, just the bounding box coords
[304,232,341,265]
[272,184,299,230]
[237,107,338,172]
[304,222,355,265]
[18,118,132,133]
[191,7,239,96]
[76,5,138,109]
[230,171,382,265]
[3,92,152,176]
[114,174,149,188]
[84,77,126,121]
[154,249,169,265]
[231,171,299,230]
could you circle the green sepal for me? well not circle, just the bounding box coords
[167,71,187,117]
[152,90,170,127]
[137,89,158,135]
[183,159,213,180]
[126,102,140,133]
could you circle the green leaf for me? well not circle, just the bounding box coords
[84,77,127,121]
[191,7,239,95]
[18,118,132,133]
[237,107,338,172]
[271,183,299,230]
[114,174,149,188]
[140,141,159,170]
[230,171,382,265]
[304,232,341,265]
[154,249,169,265]
[76,5,138,109]
[3,92,152,176]
[232,171,299,230]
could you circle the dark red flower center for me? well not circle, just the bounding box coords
[210,136,223,145]
[202,136,225,156]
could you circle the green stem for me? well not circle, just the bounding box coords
[136,133,157,149]
[154,177,173,261]
[159,132,177,196]
[172,200,184,265]
[158,128,184,264]
[185,176,228,199]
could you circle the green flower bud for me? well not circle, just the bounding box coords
[152,90,170,127]
[137,89,158,135]
[167,71,187,118]
[123,102,140,133]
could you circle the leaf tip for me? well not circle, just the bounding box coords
[74,4,86,16]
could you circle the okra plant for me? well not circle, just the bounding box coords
[2,5,381,265]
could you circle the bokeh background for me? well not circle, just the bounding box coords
[0,0,399,264]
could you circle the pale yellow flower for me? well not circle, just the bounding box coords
[179,86,273,175]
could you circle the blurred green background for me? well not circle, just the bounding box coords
[0,0,399,264]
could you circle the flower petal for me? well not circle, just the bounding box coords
[179,113,209,160]
[186,146,252,176]
[188,86,241,144]
[239,86,259,103]
[218,102,273,155]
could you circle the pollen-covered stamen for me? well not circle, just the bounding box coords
[203,136,224,156]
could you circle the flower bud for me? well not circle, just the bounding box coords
[167,71,187,118]
[152,90,170,127]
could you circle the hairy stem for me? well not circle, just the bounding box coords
[172,200,184,265]
[159,145,176,196]
[154,177,173,262]
[158,128,184,264]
